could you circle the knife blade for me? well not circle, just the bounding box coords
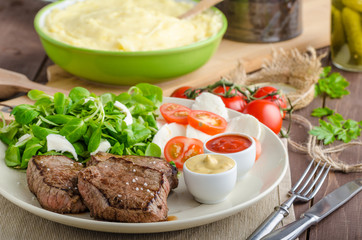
[261,179,362,240]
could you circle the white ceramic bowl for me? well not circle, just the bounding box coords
[183,154,237,204]
[204,133,256,180]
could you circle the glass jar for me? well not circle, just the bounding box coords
[331,0,362,72]
[217,0,302,43]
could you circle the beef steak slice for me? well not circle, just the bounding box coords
[89,152,178,189]
[26,155,87,214]
[78,157,170,222]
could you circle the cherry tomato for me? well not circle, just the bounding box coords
[160,103,191,125]
[253,137,262,161]
[164,136,204,169]
[170,86,192,99]
[243,100,282,134]
[188,110,227,135]
[253,86,287,118]
[212,86,247,112]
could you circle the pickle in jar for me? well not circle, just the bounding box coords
[331,5,345,53]
[342,0,362,12]
[341,7,362,65]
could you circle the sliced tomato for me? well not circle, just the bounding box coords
[252,137,262,161]
[160,103,191,125]
[170,86,192,99]
[164,136,204,169]
[188,110,227,135]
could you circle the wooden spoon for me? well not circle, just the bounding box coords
[178,0,223,19]
[0,68,68,100]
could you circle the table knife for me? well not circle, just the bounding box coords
[261,179,362,240]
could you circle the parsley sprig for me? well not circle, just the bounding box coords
[315,66,350,99]
[309,67,361,145]
[310,107,362,144]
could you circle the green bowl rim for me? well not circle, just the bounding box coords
[34,0,228,56]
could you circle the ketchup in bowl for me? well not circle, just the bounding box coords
[206,134,252,153]
[204,133,256,180]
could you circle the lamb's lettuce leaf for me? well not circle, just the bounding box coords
[0,83,163,169]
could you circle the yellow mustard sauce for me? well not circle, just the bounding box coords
[44,0,222,51]
[185,154,235,174]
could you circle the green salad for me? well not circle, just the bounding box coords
[0,83,163,169]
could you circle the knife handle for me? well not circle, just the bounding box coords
[247,206,289,240]
[260,215,318,240]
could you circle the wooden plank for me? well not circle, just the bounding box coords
[0,0,47,80]
[1,0,360,238]
[308,56,362,240]
[288,49,362,240]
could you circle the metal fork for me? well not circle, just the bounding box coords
[247,160,331,240]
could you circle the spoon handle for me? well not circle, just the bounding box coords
[0,68,68,99]
[178,0,223,19]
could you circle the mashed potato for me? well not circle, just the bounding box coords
[44,0,223,51]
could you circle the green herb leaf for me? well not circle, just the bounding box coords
[100,93,115,106]
[309,120,336,145]
[5,145,21,167]
[46,114,76,125]
[32,125,58,140]
[59,118,87,143]
[54,92,67,115]
[69,87,90,103]
[2,85,162,170]
[327,113,344,128]
[145,142,161,157]
[28,90,51,101]
[104,121,117,133]
[0,122,19,145]
[110,142,124,155]
[133,83,163,106]
[73,142,88,158]
[124,123,152,146]
[21,138,43,169]
[309,113,362,145]
[11,104,39,125]
[315,67,349,98]
[88,126,102,153]
[311,107,334,117]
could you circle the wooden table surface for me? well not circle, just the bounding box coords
[0,1,361,240]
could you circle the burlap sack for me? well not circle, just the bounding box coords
[227,47,325,110]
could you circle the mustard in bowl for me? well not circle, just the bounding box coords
[183,154,237,204]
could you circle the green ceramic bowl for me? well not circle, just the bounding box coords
[34,0,227,85]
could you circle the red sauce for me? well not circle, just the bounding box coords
[206,134,251,153]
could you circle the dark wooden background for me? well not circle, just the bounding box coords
[0,0,361,239]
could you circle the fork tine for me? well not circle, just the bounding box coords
[306,165,331,199]
[290,160,314,192]
[302,162,327,196]
[296,160,321,194]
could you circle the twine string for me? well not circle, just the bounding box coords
[286,114,362,173]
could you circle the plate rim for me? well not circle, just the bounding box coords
[0,97,288,233]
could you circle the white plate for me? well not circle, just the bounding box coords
[0,97,288,233]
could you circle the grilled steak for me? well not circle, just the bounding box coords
[89,152,178,189]
[26,155,87,214]
[78,156,170,222]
